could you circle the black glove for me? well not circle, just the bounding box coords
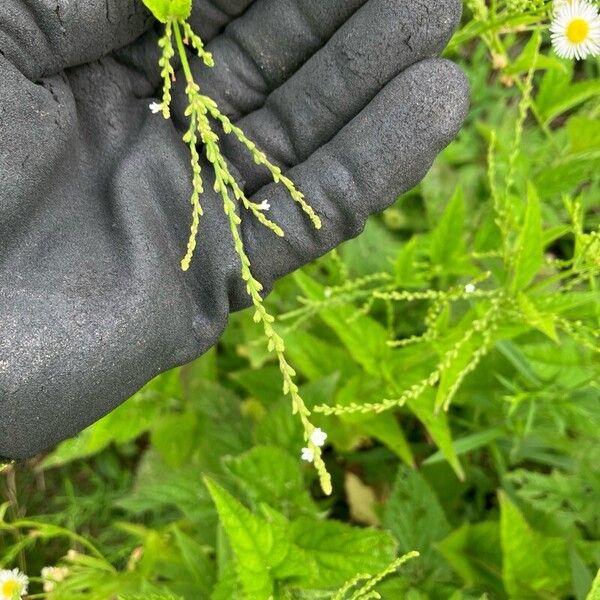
[0,0,469,459]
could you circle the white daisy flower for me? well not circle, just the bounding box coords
[551,0,600,60]
[0,569,28,600]
[310,428,328,447]
[464,283,476,294]
[149,101,164,114]
[301,447,315,463]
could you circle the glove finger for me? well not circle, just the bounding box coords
[189,0,257,40]
[173,0,367,121]
[0,0,254,83]
[1,0,151,80]
[223,0,462,194]
[238,59,469,301]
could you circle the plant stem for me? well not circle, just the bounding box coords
[173,19,194,84]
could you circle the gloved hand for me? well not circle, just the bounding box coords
[0,0,469,459]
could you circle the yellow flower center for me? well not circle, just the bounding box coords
[2,580,20,597]
[567,18,590,44]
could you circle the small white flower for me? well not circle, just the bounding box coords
[301,447,315,463]
[149,101,163,114]
[464,283,476,294]
[551,0,600,60]
[310,428,328,447]
[257,200,271,211]
[41,566,69,593]
[0,569,28,599]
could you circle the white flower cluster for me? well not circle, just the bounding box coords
[41,566,70,593]
[301,428,328,463]
[551,0,600,60]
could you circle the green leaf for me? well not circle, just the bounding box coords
[289,517,398,589]
[429,186,468,273]
[285,330,356,381]
[567,116,600,154]
[204,477,307,599]
[534,156,600,197]
[570,545,595,600]
[538,78,600,124]
[437,522,504,597]
[150,411,198,468]
[517,293,559,342]
[512,182,543,292]
[194,381,254,474]
[505,30,562,75]
[434,314,486,412]
[359,413,415,468]
[341,218,401,277]
[230,366,284,406]
[293,271,392,378]
[423,428,504,466]
[409,388,464,480]
[223,446,318,518]
[335,376,414,466]
[587,570,600,600]
[500,492,571,599]
[172,527,216,598]
[394,236,425,286]
[211,562,244,600]
[118,451,216,540]
[383,466,450,563]
[141,0,192,22]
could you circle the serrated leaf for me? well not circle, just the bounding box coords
[141,0,192,22]
[383,466,450,566]
[223,446,318,518]
[289,517,397,589]
[500,492,571,599]
[118,451,216,541]
[204,477,308,599]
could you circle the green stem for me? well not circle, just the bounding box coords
[173,19,194,84]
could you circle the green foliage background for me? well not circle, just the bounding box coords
[1,2,599,598]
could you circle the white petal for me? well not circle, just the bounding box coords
[310,428,328,447]
[301,447,315,463]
